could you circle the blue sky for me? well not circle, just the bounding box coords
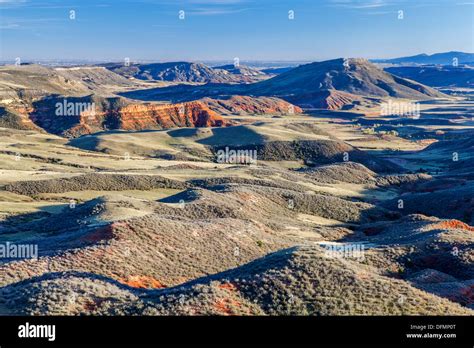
[0,0,473,62]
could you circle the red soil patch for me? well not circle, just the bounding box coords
[118,275,166,289]
[213,298,241,315]
[237,192,251,200]
[432,220,474,232]
[218,282,238,292]
[80,225,115,243]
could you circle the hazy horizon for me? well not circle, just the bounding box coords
[1,52,474,65]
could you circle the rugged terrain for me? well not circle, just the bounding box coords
[0,64,297,137]
[104,61,267,84]
[121,58,446,110]
[0,58,473,316]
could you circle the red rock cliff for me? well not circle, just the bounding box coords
[117,101,228,130]
[29,99,230,138]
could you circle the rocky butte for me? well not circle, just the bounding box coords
[29,98,230,138]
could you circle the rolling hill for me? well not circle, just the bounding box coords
[121,58,447,109]
[104,61,264,84]
[246,58,445,102]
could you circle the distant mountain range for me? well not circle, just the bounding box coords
[372,51,474,66]
[385,65,474,88]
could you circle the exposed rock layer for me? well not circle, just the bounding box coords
[29,97,229,138]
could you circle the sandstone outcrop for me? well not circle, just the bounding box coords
[28,97,229,138]
[200,96,302,115]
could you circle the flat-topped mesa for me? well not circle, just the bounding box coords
[29,97,230,138]
[118,101,228,130]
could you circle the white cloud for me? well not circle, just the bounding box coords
[330,0,389,9]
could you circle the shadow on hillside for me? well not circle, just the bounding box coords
[0,202,114,258]
[0,205,59,236]
[402,241,474,280]
[304,109,365,120]
[119,83,244,103]
[399,241,474,307]
[196,125,266,146]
